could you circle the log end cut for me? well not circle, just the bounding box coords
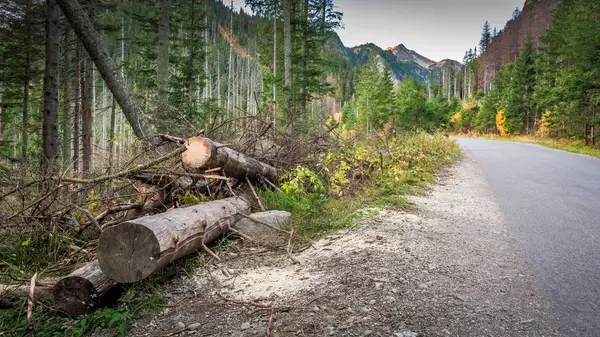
[98,223,161,283]
[54,261,119,317]
[182,136,212,170]
[54,275,98,316]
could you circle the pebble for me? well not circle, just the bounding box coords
[313,306,320,312]
[176,322,185,329]
[375,282,383,290]
[369,299,377,305]
[240,322,251,330]
[188,323,201,330]
[364,330,373,336]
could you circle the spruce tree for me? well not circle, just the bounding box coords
[479,20,491,53]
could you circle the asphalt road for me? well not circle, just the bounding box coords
[456,138,600,336]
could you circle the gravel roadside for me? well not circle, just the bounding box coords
[115,153,560,337]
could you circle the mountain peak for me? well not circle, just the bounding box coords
[387,43,436,68]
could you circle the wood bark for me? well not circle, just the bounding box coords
[283,0,293,134]
[0,278,57,306]
[97,196,251,283]
[181,136,277,182]
[273,8,277,129]
[61,26,72,172]
[21,0,32,162]
[157,0,169,106]
[107,98,116,174]
[43,0,61,175]
[73,44,82,176]
[57,0,155,143]
[82,52,93,177]
[54,260,118,317]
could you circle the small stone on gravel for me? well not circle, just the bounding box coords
[240,322,251,330]
[176,322,185,329]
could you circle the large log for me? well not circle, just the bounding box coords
[97,196,252,283]
[54,260,119,317]
[182,136,277,182]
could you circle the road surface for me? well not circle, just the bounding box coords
[457,137,600,336]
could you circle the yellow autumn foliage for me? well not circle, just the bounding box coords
[450,112,461,124]
[463,102,476,112]
[535,111,553,138]
[496,109,508,136]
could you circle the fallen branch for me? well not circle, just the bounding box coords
[27,273,37,326]
[59,146,186,185]
[246,178,265,211]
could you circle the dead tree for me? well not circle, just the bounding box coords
[57,0,155,143]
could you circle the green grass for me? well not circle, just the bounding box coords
[258,133,461,239]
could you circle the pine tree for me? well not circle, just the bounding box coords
[479,20,491,54]
[512,7,521,20]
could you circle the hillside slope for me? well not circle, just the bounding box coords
[478,0,560,91]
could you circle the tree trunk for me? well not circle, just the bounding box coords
[300,0,308,119]
[98,196,251,283]
[107,98,116,174]
[226,1,234,122]
[73,45,82,176]
[82,52,93,177]
[54,260,118,317]
[61,26,72,172]
[181,136,277,182]
[22,55,30,162]
[273,8,277,129]
[43,0,61,175]
[157,0,169,106]
[57,0,155,143]
[283,0,293,134]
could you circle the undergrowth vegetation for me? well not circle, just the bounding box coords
[259,132,461,238]
[0,132,459,337]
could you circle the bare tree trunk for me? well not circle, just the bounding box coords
[57,0,155,143]
[73,45,82,177]
[283,0,293,135]
[43,0,61,175]
[107,98,116,174]
[300,0,308,119]
[273,8,277,130]
[61,26,72,172]
[22,0,31,162]
[82,52,93,177]
[157,0,169,106]
[226,1,234,122]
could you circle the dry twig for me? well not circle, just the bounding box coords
[246,177,265,211]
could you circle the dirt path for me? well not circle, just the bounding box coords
[120,154,560,337]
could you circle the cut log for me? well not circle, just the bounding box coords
[182,136,277,182]
[0,278,57,307]
[97,195,252,283]
[54,260,119,317]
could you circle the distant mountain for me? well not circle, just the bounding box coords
[326,36,460,85]
[387,43,436,69]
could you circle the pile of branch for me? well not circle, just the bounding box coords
[45,135,282,316]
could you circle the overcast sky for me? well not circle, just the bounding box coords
[235,0,524,62]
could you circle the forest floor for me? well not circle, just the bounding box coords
[95,153,561,337]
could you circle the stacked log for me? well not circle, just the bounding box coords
[53,137,277,313]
